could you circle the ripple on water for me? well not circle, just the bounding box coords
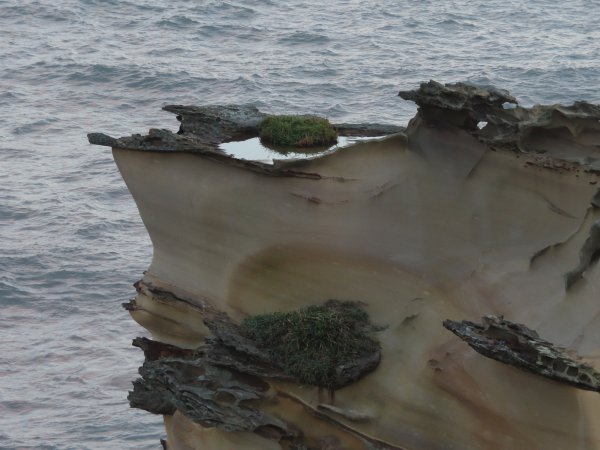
[278,31,332,46]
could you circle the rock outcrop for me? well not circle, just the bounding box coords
[400,80,600,171]
[444,315,600,392]
[90,81,600,450]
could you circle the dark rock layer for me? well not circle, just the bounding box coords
[444,315,600,392]
[88,104,403,154]
[400,80,600,171]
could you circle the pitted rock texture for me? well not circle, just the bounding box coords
[400,80,600,170]
[129,337,295,437]
[399,80,517,130]
[164,104,267,142]
[88,127,217,153]
[444,315,600,392]
[129,332,392,449]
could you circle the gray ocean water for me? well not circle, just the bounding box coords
[1,1,599,448]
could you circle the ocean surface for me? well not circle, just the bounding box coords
[1,1,599,448]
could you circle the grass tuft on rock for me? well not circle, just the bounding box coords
[241,300,380,389]
[259,115,338,147]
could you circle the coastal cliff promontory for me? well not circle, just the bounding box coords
[90,81,600,450]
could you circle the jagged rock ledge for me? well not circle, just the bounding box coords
[399,80,600,172]
[129,307,388,449]
[88,104,403,154]
[444,315,600,392]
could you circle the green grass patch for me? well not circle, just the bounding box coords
[259,115,338,147]
[241,300,380,389]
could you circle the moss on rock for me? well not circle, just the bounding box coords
[241,300,381,389]
[258,115,338,147]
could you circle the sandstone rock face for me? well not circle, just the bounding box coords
[90,82,600,450]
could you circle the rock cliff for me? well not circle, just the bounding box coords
[90,81,600,450]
